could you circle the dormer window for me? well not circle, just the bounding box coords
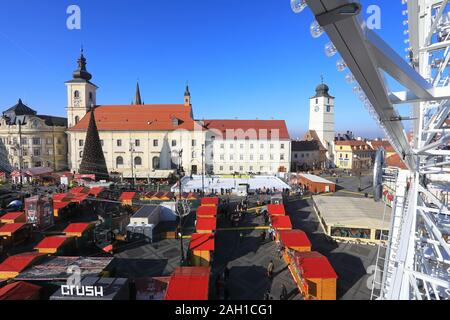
[172,118,179,126]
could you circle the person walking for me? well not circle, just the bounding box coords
[267,260,274,279]
[280,284,288,300]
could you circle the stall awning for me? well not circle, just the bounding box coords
[196,218,217,232]
[63,223,93,237]
[53,201,70,210]
[279,230,311,248]
[0,281,41,300]
[0,252,45,277]
[189,233,215,251]
[0,212,25,223]
[0,223,27,236]
[201,197,219,206]
[197,206,217,217]
[89,187,105,196]
[119,192,137,201]
[71,193,89,203]
[294,251,338,279]
[271,216,293,230]
[69,186,90,194]
[267,204,286,216]
[165,267,210,300]
[34,236,72,252]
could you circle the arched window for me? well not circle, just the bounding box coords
[75,116,80,124]
[79,151,83,158]
[74,90,80,98]
[89,92,93,101]
[134,156,142,166]
[116,156,124,167]
[152,156,160,170]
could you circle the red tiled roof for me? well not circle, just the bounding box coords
[0,223,26,234]
[0,281,41,300]
[271,216,293,230]
[197,206,217,217]
[189,233,215,251]
[63,223,92,234]
[34,236,70,250]
[69,105,197,132]
[370,140,394,152]
[196,218,217,232]
[279,230,311,248]
[203,119,290,140]
[0,252,45,273]
[386,154,408,170]
[294,251,337,279]
[165,267,210,300]
[119,192,137,201]
[267,204,286,216]
[0,212,24,221]
[201,197,219,205]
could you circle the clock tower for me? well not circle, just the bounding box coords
[65,48,98,128]
[308,80,335,167]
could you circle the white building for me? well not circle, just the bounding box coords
[308,82,335,167]
[66,51,291,178]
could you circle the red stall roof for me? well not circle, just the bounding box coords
[197,206,217,217]
[189,233,215,251]
[53,202,70,210]
[0,252,45,274]
[1,212,24,221]
[279,230,311,248]
[0,281,41,300]
[63,223,92,235]
[196,218,217,232]
[165,267,210,300]
[119,192,137,201]
[294,251,338,279]
[71,193,89,202]
[0,223,26,234]
[271,216,293,230]
[201,197,219,206]
[69,186,90,194]
[267,204,286,216]
[89,186,105,196]
[52,193,74,202]
[34,236,70,250]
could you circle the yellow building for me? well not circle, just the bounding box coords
[334,140,374,170]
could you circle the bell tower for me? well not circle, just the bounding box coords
[65,48,98,128]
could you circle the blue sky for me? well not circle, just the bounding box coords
[0,0,407,139]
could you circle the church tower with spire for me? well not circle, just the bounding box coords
[184,84,191,107]
[134,81,143,105]
[65,48,98,128]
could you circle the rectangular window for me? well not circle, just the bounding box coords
[220,154,225,160]
[239,166,243,171]
[240,144,244,149]
[249,166,253,171]
[270,144,274,149]
[135,139,140,147]
[240,154,244,161]
[307,280,317,298]
[172,140,177,147]
[47,149,53,155]
[79,140,84,147]
[192,140,197,147]
[229,166,233,171]
[117,139,122,147]
[250,144,254,149]
[33,148,41,156]
[260,155,264,160]
[230,155,234,161]
[281,143,285,149]
[153,139,158,147]
[220,143,224,149]
[280,154,285,160]
[32,138,41,145]
[219,166,223,171]
[270,154,274,160]
[21,138,28,145]
[46,138,52,145]
[250,154,254,161]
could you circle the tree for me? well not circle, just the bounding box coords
[79,108,109,181]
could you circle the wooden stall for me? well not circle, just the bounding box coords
[196,206,217,218]
[165,266,210,300]
[0,223,33,248]
[24,195,54,231]
[278,230,312,253]
[0,212,26,224]
[196,217,217,234]
[0,252,45,279]
[271,215,293,231]
[289,251,338,300]
[189,233,215,267]
[201,197,219,206]
[0,281,41,300]
[63,223,94,238]
[267,204,286,216]
[34,236,74,255]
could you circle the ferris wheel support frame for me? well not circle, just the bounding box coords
[303,0,450,300]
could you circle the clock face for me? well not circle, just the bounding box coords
[314,106,320,112]
[73,98,81,108]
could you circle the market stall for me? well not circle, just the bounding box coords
[196,206,217,218]
[196,217,217,234]
[0,281,41,300]
[119,192,137,206]
[278,229,311,253]
[0,212,26,224]
[271,215,293,231]
[34,236,74,255]
[189,233,215,267]
[0,223,33,249]
[24,196,54,231]
[63,223,94,238]
[164,266,210,300]
[288,251,337,300]
[0,252,45,279]
[201,197,219,206]
[267,204,286,216]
